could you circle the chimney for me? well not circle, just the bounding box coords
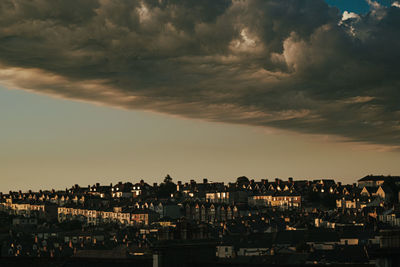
[203,178,208,184]
[96,183,100,187]
[288,177,293,183]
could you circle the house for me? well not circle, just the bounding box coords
[216,245,235,258]
[112,182,133,198]
[12,217,38,226]
[132,180,153,197]
[162,203,182,219]
[336,196,357,209]
[360,185,393,202]
[379,209,400,227]
[63,230,105,245]
[306,246,369,265]
[360,186,378,197]
[217,233,274,258]
[376,185,393,201]
[131,209,159,225]
[205,191,230,204]
[249,192,301,208]
[358,175,400,188]
[305,229,340,250]
[338,228,374,246]
[88,183,111,198]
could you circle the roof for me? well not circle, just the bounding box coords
[358,175,400,182]
[305,229,340,243]
[361,186,379,194]
[307,246,369,263]
[220,233,274,248]
[339,227,374,239]
[275,230,307,245]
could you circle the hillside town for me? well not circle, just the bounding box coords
[1,175,400,267]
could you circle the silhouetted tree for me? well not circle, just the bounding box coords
[164,174,173,184]
[158,175,176,198]
[236,176,250,188]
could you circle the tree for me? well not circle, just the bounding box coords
[236,176,250,188]
[164,174,173,184]
[158,175,176,198]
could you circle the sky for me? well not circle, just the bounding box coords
[1,0,400,192]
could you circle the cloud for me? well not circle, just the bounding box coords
[341,11,360,21]
[0,0,399,147]
[393,1,400,8]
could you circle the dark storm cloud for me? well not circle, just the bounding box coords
[0,0,399,146]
